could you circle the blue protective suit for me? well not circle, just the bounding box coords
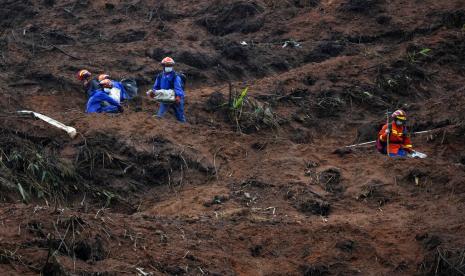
[152,71,184,98]
[152,71,186,122]
[112,81,130,101]
[86,89,122,113]
[389,148,408,157]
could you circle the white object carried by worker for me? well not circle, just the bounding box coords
[146,89,175,103]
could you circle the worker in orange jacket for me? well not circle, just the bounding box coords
[377,109,413,157]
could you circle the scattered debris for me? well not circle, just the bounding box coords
[282,40,301,48]
[410,151,427,159]
[17,110,77,138]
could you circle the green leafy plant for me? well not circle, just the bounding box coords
[232,87,248,110]
[418,48,431,56]
[0,142,79,203]
[228,87,249,132]
[225,85,281,133]
[407,48,431,63]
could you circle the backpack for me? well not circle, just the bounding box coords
[376,124,407,154]
[156,71,186,90]
[120,78,138,98]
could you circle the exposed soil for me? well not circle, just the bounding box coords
[0,0,465,275]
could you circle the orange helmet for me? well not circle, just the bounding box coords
[98,74,110,82]
[77,69,91,81]
[161,57,175,66]
[391,109,407,121]
[99,79,113,88]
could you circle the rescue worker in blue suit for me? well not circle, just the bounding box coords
[98,74,130,102]
[152,57,186,122]
[112,80,130,102]
[86,79,123,113]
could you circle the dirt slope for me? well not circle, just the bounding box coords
[0,0,465,275]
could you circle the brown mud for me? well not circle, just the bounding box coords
[0,0,465,275]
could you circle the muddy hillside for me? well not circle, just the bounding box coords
[0,0,465,275]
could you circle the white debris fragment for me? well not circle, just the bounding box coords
[17,110,77,138]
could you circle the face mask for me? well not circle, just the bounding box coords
[104,88,111,93]
[164,67,173,73]
[396,120,404,126]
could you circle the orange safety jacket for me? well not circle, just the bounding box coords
[378,122,413,154]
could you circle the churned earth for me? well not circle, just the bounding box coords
[0,0,464,275]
